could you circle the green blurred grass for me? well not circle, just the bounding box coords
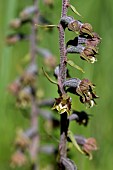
[0,0,113,169]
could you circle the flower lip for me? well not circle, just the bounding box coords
[52,94,72,115]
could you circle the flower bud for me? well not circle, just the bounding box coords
[86,32,101,47]
[11,151,27,167]
[43,0,54,8]
[68,20,82,32]
[8,79,21,95]
[15,130,30,149]
[20,6,37,19]
[80,23,93,37]
[44,55,57,69]
[20,64,38,86]
[6,33,27,45]
[68,135,97,159]
[82,138,97,159]
[10,18,21,29]
[16,86,34,108]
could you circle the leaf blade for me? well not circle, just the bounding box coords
[68,130,84,155]
[67,60,85,73]
[42,67,58,85]
[69,4,82,17]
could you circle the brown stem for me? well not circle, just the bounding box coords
[58,0,69,169]
[30,0,39,64]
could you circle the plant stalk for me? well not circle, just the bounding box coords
[58,0,69,169]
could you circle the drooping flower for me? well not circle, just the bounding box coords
[11,151,27,167]
[67,45,98,63]
[63,78,98,107]
[76,78,98,107]
[82,137,98,159]
[15,129,30,149]
[80,46,98,63]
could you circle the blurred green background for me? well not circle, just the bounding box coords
[0,0,113,169]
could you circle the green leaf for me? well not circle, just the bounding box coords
[42,67,58,85]
[69,4,82,17]
[35,24,58,28]
[68,130,84,155]
[67,60,85,73]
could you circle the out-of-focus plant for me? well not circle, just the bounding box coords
[7,0,58,169]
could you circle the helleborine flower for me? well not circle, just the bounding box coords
[20,6,37,19]
[8,79,21,95]
[63,78,98,107]
[43,0,54,7]
[52,94,71,115]
[67,45,98,63]
[68,20,82,32]
[80,23,93,37]
[76,78,98,107]
[86,32,101,47]
[82,138,98,159]
[6,33,26,45]
[66,33,101,48]
[80,46,98,63]
[15,130,30,149]
[20,63,38,86]
[16,86,33,108]
[68,21,93,37]
[10,18,21,29]
[44,55,57,69]
[72,136,98,159]
[11,151,27,167]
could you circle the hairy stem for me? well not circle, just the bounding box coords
[58,0,69,169]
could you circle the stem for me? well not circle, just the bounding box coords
[30,0,38,64]
[29,0,39,169]
[58,0,69,169]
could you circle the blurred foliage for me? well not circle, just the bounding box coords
[0,0,113,170]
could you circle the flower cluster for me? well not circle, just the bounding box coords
[52,2,101,166]
[61,16,101,63]
[8,63,37,108]
[7,1,57,169]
